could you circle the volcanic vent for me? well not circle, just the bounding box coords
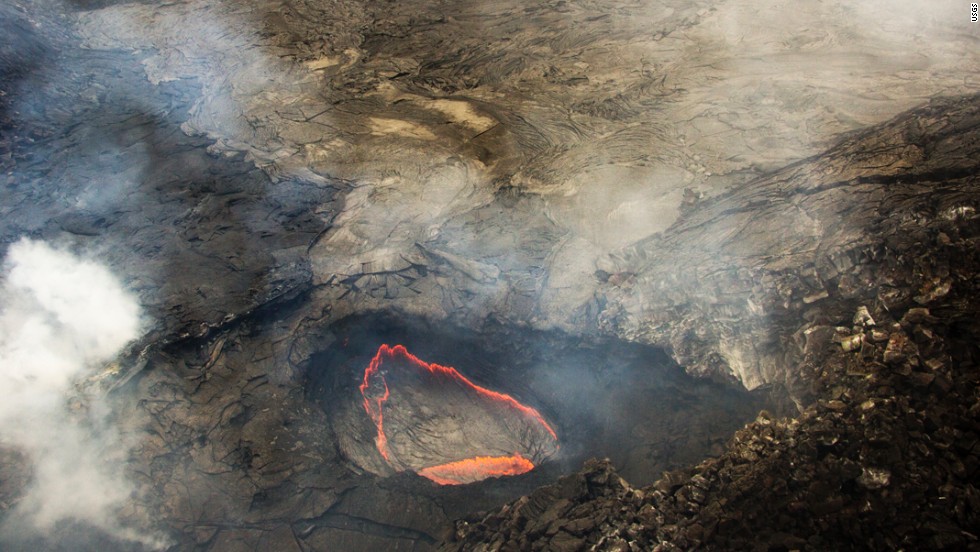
[359,344,559,485]
[308,314,768,492]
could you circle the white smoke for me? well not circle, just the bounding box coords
[0,238,161,547]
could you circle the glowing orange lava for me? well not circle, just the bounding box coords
[359,343,558,483]
[417,454,535,485]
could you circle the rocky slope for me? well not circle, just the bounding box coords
[444,213,980,550]
[441,96,980,550]
[0,0,978,550]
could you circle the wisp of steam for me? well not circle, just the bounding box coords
[0,238,161,547]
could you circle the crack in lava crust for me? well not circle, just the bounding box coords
[359,344,559,484]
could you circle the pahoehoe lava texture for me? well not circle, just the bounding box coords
[0,0,978,550]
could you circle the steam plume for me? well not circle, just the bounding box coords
[0,238,159,547]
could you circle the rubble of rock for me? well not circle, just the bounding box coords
[443,185,980,549]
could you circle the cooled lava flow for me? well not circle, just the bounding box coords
[359,344,559,484]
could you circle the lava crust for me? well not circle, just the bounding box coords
[359,343,559,484]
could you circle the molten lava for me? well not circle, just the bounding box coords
[417,454,535,485]
[359,343,558,484]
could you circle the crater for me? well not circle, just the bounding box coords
[305,314,774,488]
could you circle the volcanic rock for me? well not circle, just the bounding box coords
[444,159,980,549]
[0,0,978,550]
